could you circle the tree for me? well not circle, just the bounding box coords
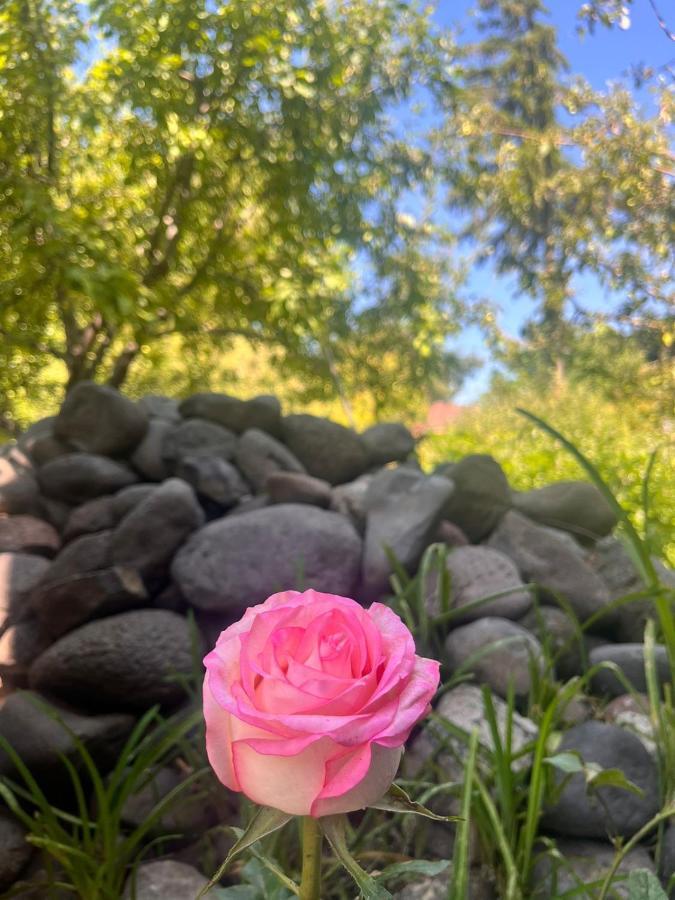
[0,0,466,427]
[434,0,674,383]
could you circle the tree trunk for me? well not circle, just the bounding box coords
[107,342,140,390]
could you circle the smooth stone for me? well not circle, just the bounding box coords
[360,422,415,466]
[0,618,51,684]
[0,553,51,626]
[266,471,332,507]
[513,481,618,543]
[175,456,248,509]
[0,459,41,516]
[54,382,148,457]
[235,427,305,492]
[122,860,208,900]
[0,690,134,780]
[393,868,495,900]
[121,764,215,836]
[23,430,72,466]
[439,454,511,541]
[531,838,656,899]
[30,566,148,638]
[172,503,362,612]
[487,511,613,626]
[37,453,138,504]
[0,516,60,557]
[111,478,204,582]
[541,721,660,839]
[137,394,180,421]
[36,531,112,593]
[161,418,237,470]
[519,606,588,679]
[63,496,117,541]
[0,810,32,891]
[589,643,671,697]
[444,617,544,698]
[130,418,173,481]
[425,545,531,625]
[110,484,158,519]
[330,473,374,532]
[436,520,470,547]
[281,414,369,485]
[179,392,281,436]
[29,610,194,711]
[603,694,656,757]
[362,469,453,599]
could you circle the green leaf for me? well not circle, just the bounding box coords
[369,783,461,822]
[626,868,668,900]
[586,767,644,796]
[543,752,584,774]
[196,807,293,898]
[320,815,393,900]
[376,858,450,884]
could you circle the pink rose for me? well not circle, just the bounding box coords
[203,589,440,817]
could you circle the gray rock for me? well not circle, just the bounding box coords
[360,422,415,466]
[30,566,148,638]
[0,618,50,684]
[38,453,138,504]
[531,838,655,899]
[122,860,208,900]
[488,511,613,625]
[235,427,305,492]
[541,721,660,838]
[161,418,237,470]
[0,458,41,516]
[175,456,248,509]
[439,454,511,542]
[393,868,495,900]
[130,418,173,481]
[426,546,531,625]
[266,471,332,508]
[111,478,204,581]
[23,430,72,467]
[110,484,158,519]
[590,537,675,641]
[29,610,195,711]
[436,520,470,547]
[0,516,60,557]
[0,810,32,891]
[362,469,453,598]
[520,606,589,680]
[172,503,362,612]
[281,414,369,485]
[37,531,112,592]
[63,496,117,541]
[0,690,134,780]
[444,617,544,698]
[0,553,51,625]
[179,392,281,436]
[589,643,671,697]
[54,382,148,456]
[121,764,215,836]
[404,684,537,786]
[137,394,180,421]
[330,473,374,532]
[603,694,656,757]
[513,481,617,544]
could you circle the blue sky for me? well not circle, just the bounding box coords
[428,0,674,402]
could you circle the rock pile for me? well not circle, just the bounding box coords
[0,381,672,897]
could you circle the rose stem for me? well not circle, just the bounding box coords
[299,816,322,900]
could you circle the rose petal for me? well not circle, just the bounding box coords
[311,744,403,817]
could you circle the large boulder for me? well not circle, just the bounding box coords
[541,721,660,839]
[425,545,531,625]
[0,690,134,780]
[360,422,415,467]
[110,478,204,582]
[54,382,148,456]
[29,610,195,711]
[235,427,305,492]
[361,468,453,599]
[513,481,617,543]
[179,392,281,436]
[487,511,614,626]
[281,414,369,485]
[172,503,362,612]
[438,454,511,542]
[161,419,237,470]
[444,617,544,698]
[0,516,60,557]
[37,453,138,504]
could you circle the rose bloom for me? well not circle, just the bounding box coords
[203,589,440,817]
